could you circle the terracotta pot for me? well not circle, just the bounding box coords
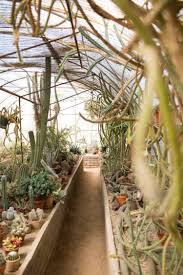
[0,264,5,274]
[115,194,127,206]
[44,196,53,209]
[31,220,43,230]
[34,198,45,209]
[6,256,20,272]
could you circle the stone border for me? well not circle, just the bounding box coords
[100,173,120,275]
[15,157,83,275]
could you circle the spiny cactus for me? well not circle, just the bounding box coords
[7,251,19,261]
[17,164,30,183]
[2,207,16,221]
[28,185,34,209]
[28,208,44,221]
[28,57,52,171]
[0,252,5,266]
[28,131,35,164]
[1,175,8,210]
[32,130,42,170]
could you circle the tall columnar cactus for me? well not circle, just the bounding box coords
[28,185,34,209]
[28,131,35,164]
[17,164,30,183]
[28,57,52,171]
[1,175,8,210]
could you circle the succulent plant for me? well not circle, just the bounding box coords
[30,170,56,198]
[10,214,31,236]
[1,175,8,210]
[28,208,44,221]
[0,252,5,266]
[2,207,16,221]
[3,236,21,252]
[7,251,19,261]
[28,185,34,209]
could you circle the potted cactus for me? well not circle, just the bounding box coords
[10,214,31,245]
[6,251,20,272]
[30,171,56,209]
[28,208,44,229]
[0,253,6,274]
[2,207,16,225]
[2,236,20,255]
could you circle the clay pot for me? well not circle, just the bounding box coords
[115,194,127,206]
[34,198,45,209]
[31,220,43,230]
[44,196,53,209]
[6,256,20,272]
[0,264,5,274]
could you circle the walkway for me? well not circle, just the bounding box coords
[45,168,107,275]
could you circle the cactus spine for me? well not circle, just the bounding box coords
[1,175,8,210]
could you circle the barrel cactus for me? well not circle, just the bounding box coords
[7,251,19,261]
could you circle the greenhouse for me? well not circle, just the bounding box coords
[0,0,182,274]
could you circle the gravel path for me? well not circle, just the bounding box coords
[45,168,107,275]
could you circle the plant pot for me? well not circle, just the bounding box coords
[115,194,127,206]
[0,264,5,274]
[6,256,20,272]
[30,220,43,230]
[34,198,45,209]
[44,196,53,209]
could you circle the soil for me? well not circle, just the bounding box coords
[45,168,107,275]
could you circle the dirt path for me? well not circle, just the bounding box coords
[45,168,107,275]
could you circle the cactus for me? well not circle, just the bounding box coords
[1,175,8,210]
[28,131,35,164]
[11,214,31,236]
[0,252,5,266]
[28,185,34,209]
[2,207,16,221]
[32,130,42,171]
[7,251,19,261]
[28,208,44,221]
[28,57,52,171]
[17,164,30,183]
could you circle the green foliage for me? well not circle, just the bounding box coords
[30,170,56,198]
[0,252,5,266]
[1,175,8,210]
[44,127,71,166]
[70,145,81,155]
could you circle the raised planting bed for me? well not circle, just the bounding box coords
[101,173,130,275]
[3,157,83,275]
